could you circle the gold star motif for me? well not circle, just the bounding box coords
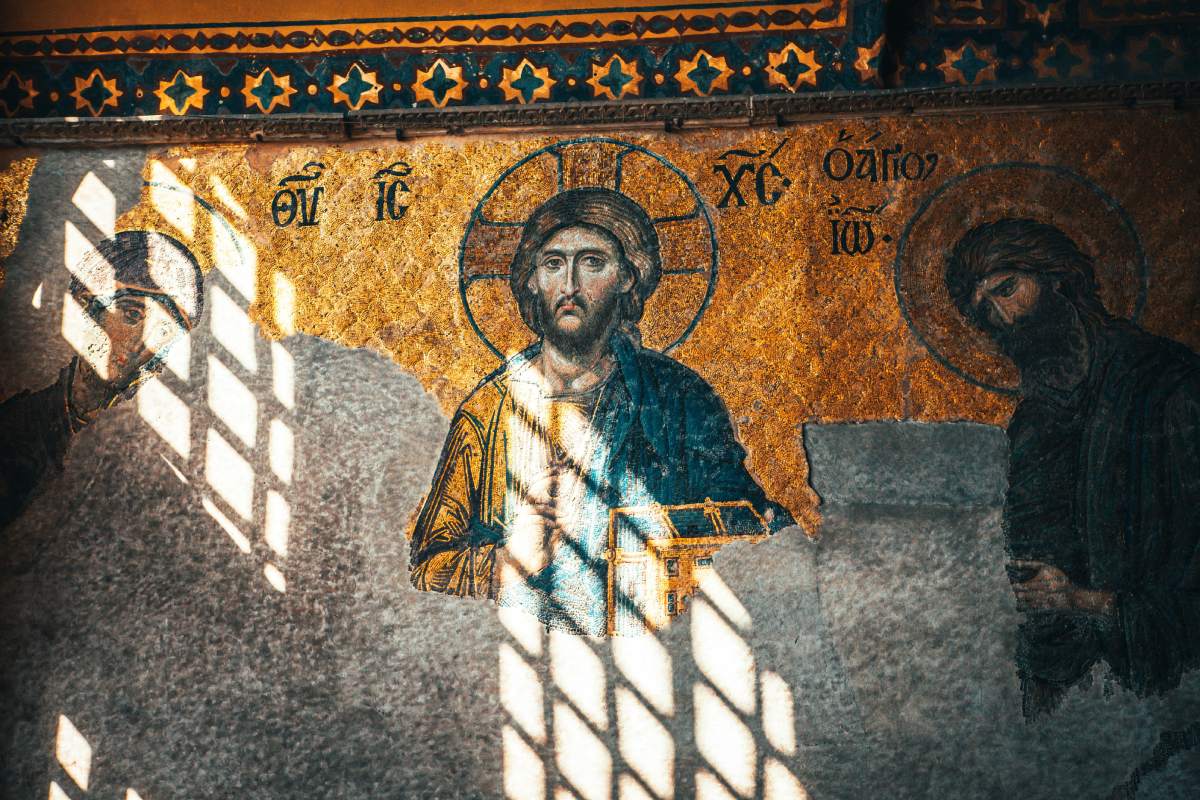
[765,43,822,92]
[938,41,997,86]
[498,58,555,104]
[413,59,466,109]
[69,69,121,117]
[241,68,297,114]
[1032,37,1092,80]
[854,36,886,85]
[1018,0,1066,29]
[153,70,208,115]
[0,71,39,117]
[327,63,383,111]
[587,55,642,101]
[1125,34,1182,75]
[676,50,732,97]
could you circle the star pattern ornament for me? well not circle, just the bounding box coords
[854,35,886,85]
[938,41,997,86]
[587,55,641,100]
[1018,0,1066,29]
[1126,34,1182,75]
[1032,37,1092,80]
[413,59,466,108]
[328,63,383,111]
[0,71,38,117]
[676,49,732,96]
[69,69,121,117]
[499,58,555,104]
[765,43,822,92]
[242,68,297,114]
[154,70,207,115]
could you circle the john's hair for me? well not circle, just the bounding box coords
[509,187,662,336]
[69,231,204,327]
[944,218,1110,329]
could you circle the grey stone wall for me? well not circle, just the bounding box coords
[2,151,1198,799]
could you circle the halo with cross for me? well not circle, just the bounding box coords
[458,137,718,360]
[894,162,1148,395]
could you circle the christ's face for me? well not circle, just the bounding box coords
[528,225,633,352]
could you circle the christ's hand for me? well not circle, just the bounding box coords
[499,462,569,585]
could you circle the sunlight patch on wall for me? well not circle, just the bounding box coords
[214,226,256,303]
[272,272,296,336]
[72,171,116,237]
[692,595,756,716]
[550,630,607,729]
[612,633,673,716]
[500,642,546,744]
[63,221,112,297]
[265,489,290,556]
[149,161,195,240]
[761,671,797,756]
[554,700,612,800]
[764,758,809,800]
[263,562,287,592]
[695,681,756,797]
[270,341,295,410]
[137,377,192,459]
[210,175,248,222]
[205,427,255,520]
[207,354,258,447]
[161,327,190,380]
[615,686,674,799]
[202,495,252,553]
[268,419,294,484]
[210,285,258,372]
[54,714,92,792]
[60,291,109,379]
[503,724,546,800]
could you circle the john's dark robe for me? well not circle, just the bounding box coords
[0,362,77,531]
[1006,320,1200,714]
[409,334,791,634]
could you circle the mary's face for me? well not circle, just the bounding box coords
[75,289,188,386]
[529,224,633,350]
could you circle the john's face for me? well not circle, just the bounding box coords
[968,268,1087,387]
[970,269,1042,331]
[529,225,633,351]
[78,290,188,387]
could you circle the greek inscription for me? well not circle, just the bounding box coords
[826,194,892,257]
[373,161,412,221]
[822,129,939,183]
[712,139,793,208]
[272,161,325,228]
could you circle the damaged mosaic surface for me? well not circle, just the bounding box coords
[1,106,1199,797]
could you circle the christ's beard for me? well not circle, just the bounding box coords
[536,293,622,356]
[989,290,1090,395]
